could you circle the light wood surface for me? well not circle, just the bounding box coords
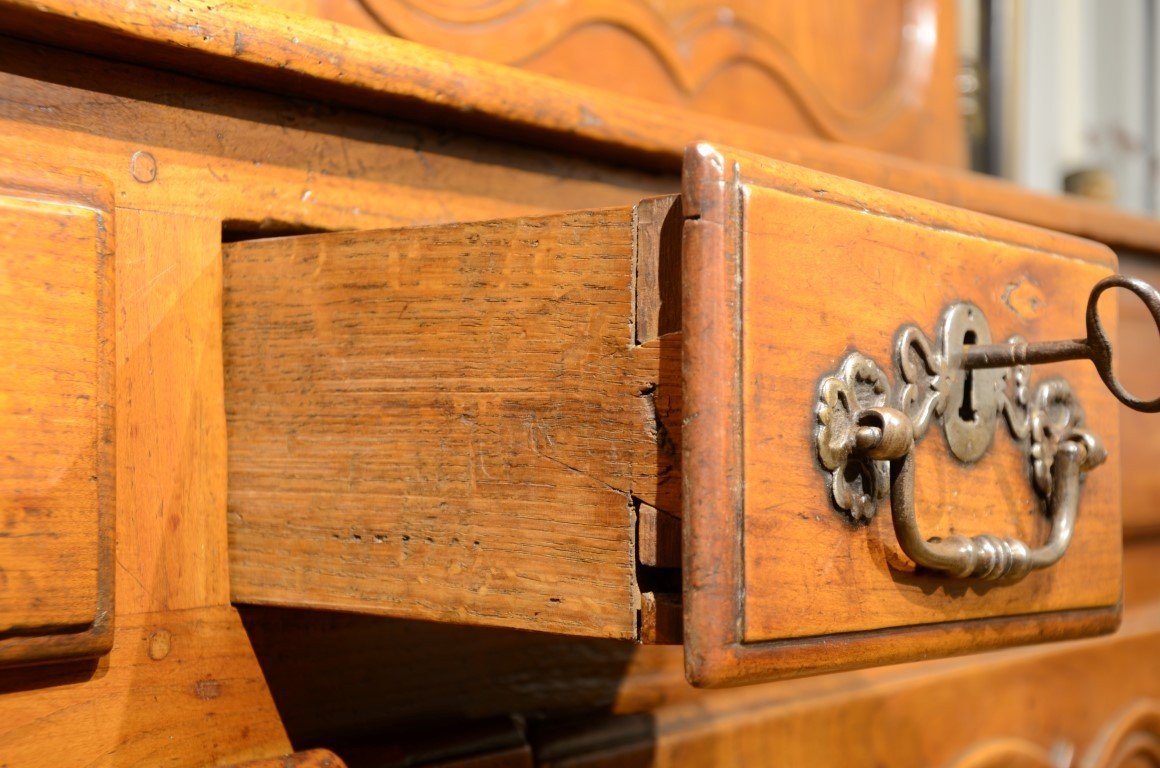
[262,0,967,167]
[0,34,666,236]
[224,210,663,638]
[0,204,295,764]
[3,0,1160,255]
[0,35,308,765]
[0,160,115,666]
[683,144,1122,686]
[739,181,1120,637]
[116,210,230,614]
[0,606,289,766]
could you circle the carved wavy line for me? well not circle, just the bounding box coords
[352,0,938,141]
[1079,698,1160,768]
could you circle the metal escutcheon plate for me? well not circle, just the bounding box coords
[942,303,1003,462]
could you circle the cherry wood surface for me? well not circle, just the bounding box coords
[0,200,296,764]
[3,0,1160,255]
[0,33,667,237]
[682,144,1122,686]
[223,211,655,638]
[0,606,289,766]
[0,160,115,666]
[0,1,1155,764]
[261,0,967,167]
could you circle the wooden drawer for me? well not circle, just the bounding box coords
[224,143,1127,687]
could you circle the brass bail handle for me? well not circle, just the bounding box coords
[960,275,1160,413]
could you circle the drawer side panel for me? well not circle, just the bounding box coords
[224,210,646,638]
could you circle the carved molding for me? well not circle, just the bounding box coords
[1080,699,1160,768]
[945,699,1160,768]
[353,0,939,142]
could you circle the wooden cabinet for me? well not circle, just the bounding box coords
[0,0,1156,765]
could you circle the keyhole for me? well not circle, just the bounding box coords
[959,330,978,422]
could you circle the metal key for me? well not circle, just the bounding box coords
[961,275,1160,413]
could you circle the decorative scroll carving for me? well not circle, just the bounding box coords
[945,699,1160,768]
[351,0,940,143]
[1079,698,1160,768]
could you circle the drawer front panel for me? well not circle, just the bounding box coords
[0,161,115,665]
[683,144,1122,685]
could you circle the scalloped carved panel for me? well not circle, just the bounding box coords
[1081,700,1160,768]
[269,0,966,166]
[945,700,1160,768]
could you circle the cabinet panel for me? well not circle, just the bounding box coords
[0,161,114,666]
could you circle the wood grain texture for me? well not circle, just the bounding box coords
[116,210,230,614]
[0,606,289,767]
[3,0,1160,254]
[0,34,668,237]
[224,210,667,638]
[0,160,115,666]
[683,144,1121,686]
[0,40,662,761]
[0,45,305,758]
[264,0,966,167]
[0,198,294,762]
[634,196,682,346]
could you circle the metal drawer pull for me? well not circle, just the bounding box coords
[815,276,1159,579]
[854,405,1103,580]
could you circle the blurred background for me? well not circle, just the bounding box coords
[960,0,1159,213]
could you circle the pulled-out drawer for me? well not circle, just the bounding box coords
[224,144,1144,687]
